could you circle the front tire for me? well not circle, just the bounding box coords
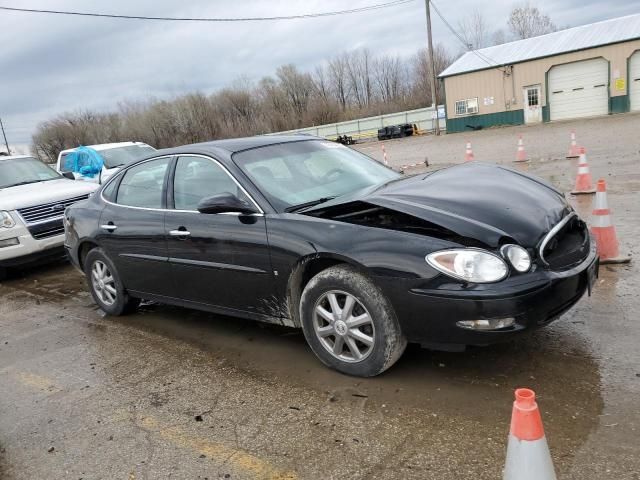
[299,265,407,377]
[84,248,140,316]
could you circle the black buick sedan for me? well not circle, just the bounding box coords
[65,136,598,376]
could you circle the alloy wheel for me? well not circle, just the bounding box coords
[313,290,375,363]
[91,260,117,306]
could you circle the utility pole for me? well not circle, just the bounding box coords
[424,0,440,135]
[0,117,10,154]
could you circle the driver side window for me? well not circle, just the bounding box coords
[173,156,248,211]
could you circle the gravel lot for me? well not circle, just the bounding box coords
[1,113,639,479]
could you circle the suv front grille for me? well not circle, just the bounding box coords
[540,213,590,270]
[17,194,89,240]
[30,223,66,239]
[17,194,89,225]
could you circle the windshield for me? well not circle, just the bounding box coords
[60,145,156,171]
[100,145,155,169]
[0,157,61,189]
[233,140,399,212]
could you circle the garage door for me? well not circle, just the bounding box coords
[630,51,640,112]
[549,58,609,121]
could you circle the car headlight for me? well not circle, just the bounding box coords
[501,244,531,272]
[426,248,508,283]
[0,211,16,229]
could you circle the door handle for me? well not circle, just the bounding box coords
[100,224,117,231]
[169,229,191,237]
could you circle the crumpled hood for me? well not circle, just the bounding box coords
[317,162,571,247]
[0,178,98,211]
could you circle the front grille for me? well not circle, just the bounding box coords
[540,214,590,270]
[30,222,65,239]
[17,194,89,225]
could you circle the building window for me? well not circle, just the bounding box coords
[455,98,479,116]
[527,88,539,106]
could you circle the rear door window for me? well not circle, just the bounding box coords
[116,158,170,208]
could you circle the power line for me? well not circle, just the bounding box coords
[0,1,415,22]
[429,0,506,72]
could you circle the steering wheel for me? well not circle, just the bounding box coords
[320,168,345,182]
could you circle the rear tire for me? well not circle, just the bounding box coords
[84,248,140,316]
[0,267,7,282]
[299,265,407,377]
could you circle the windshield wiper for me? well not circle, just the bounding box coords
[284,197,336,213]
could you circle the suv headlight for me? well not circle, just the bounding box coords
[501,244,531,272]
[426,248,508,283]
[0,211,16,229]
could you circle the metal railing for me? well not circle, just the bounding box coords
[272,105,446,140]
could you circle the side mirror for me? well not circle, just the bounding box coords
[61,171,76,180]
[197,193,258,215]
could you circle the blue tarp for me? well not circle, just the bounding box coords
[64,146,104,178]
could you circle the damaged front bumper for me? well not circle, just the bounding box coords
[376,240,598,350]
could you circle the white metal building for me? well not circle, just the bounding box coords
[439,14,640,132]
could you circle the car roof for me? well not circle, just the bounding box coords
[151,135,322,157]
[59,141,152,155]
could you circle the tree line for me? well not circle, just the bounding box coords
[32,46,451,161]
[31,2,558,161]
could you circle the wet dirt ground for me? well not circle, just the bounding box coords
[1,114,639,479]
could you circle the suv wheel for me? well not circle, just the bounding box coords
[84,248,140,315]
[300,265,407,377]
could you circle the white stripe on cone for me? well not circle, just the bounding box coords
[504,434,557,480]
[592,214,613,228]
[594,191,607,210]
[578,166,589,174]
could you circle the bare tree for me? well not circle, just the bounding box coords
[409,44,451,106]
[258,76,294,132]
[172,93,219,144]
[32,119,69,162]
[345,49,374,109]
[458,10,490,50]
[508,3,557,39]
[312,64,331,102]
[276,64,314,121]
[217,82,260,136]
[327,54,350,111]
[31,45,454,157]
[373,54,406,105]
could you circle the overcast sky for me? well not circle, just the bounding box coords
[1,0,639,152]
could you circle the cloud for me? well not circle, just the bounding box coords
[0,0,636,146]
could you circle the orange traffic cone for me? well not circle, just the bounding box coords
[503,388,557,480]
[570,148,596,195]
[465,140,475,162]
[591,180,631,264]
[567,130,581,158]
[514,135,528,162]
